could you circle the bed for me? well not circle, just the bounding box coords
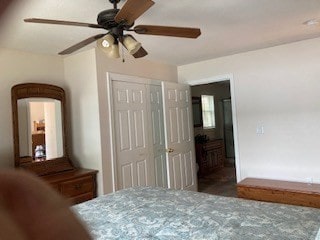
[73,187,320,240]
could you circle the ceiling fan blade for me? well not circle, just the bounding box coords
[134,25,201,39]
[59,34,106,55]
[115,0,154,25]
[24,18,103,29]
[132,47,148,58]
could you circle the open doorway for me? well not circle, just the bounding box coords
[191,80,237,197]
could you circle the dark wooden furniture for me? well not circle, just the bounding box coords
[11,83,98,204]
[196,139,226,176]
[31,132,45,158]
[42,169,98,204]
[237,178,320,208]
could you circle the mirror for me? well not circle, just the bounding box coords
[192,97,203,127]
[18,98,63,162]
[12,83,74,176]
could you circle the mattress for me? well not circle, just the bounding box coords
[73,187,320,240]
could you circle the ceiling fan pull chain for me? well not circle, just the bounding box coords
[121,44,125,63]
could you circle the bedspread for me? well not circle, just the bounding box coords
[73,187,320,240]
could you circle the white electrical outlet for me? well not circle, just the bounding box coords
[256,125,264,135]
[306,177,313,185]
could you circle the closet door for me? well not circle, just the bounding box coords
[112,81,155,190]
[150,85,167,188]
[162,82,197,191]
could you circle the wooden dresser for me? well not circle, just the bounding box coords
[42,169,98,205]
[196,139,226,176]
[11,83,98,205]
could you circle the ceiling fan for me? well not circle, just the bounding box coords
[24,0,201,59]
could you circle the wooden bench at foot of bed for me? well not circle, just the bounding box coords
[237,178,320,208]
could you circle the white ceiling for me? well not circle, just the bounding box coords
[1,0,320,66]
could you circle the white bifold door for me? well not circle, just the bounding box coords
[112,81,155,189]
[111,75,196,191]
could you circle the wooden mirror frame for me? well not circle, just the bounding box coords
[11,83,74,176]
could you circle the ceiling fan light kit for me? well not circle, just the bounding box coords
[107,43,121,58]
[24,0,201,60]
[98,34,115,48]
[122,35,142,55]
[96,34,120,58]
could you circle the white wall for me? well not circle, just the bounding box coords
[64,48,178,195]
[178,37,320,184]
[0,48,64,168]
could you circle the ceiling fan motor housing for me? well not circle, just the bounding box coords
[97,9,120,29]
[97,8,134,31]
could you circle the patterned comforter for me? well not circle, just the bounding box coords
[73,187,320,240]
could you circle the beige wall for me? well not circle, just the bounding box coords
[64,48,178,194]
[63,49,104,195]
[178,37,320,184]
[0,48,64,168]
[1,46,177,195]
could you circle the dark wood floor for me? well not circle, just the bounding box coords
[198,166,237,198]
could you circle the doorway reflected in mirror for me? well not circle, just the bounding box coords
[18,98,63,163]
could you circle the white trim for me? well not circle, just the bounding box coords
[161,82,171,188]
[106,72,117,192]
[186,74,232,86]
[186,74,242,182]
[109,73,162,86]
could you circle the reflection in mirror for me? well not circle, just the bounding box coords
[18,98,63,163]
[192,97,203,127]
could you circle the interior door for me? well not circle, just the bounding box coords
[112,81,155,190]
[162,82,197,191]
[150,84,167,188]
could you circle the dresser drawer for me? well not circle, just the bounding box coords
[61,176,94,197]
[205,140,222,149]
[70,192,94,205]
[50,183,60,193]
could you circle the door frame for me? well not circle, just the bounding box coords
[185,73,241,182]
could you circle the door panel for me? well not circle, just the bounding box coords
[118,110,130,151]
[162,82,197,191]
[113,81,155,190]
[133,110,145,148]
[137,159,147,186]
[154,154,167,187]
[184,151,194,188]
[181,107,191,141]
[169,153,183,189]
[122,163,133,189]
[169,108,179,143]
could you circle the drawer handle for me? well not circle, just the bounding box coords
[166,148,174,153]
[74,183,82,190]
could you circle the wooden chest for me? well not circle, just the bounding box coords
[237,178,320,208]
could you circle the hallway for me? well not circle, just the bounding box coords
[198,166,237,198]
